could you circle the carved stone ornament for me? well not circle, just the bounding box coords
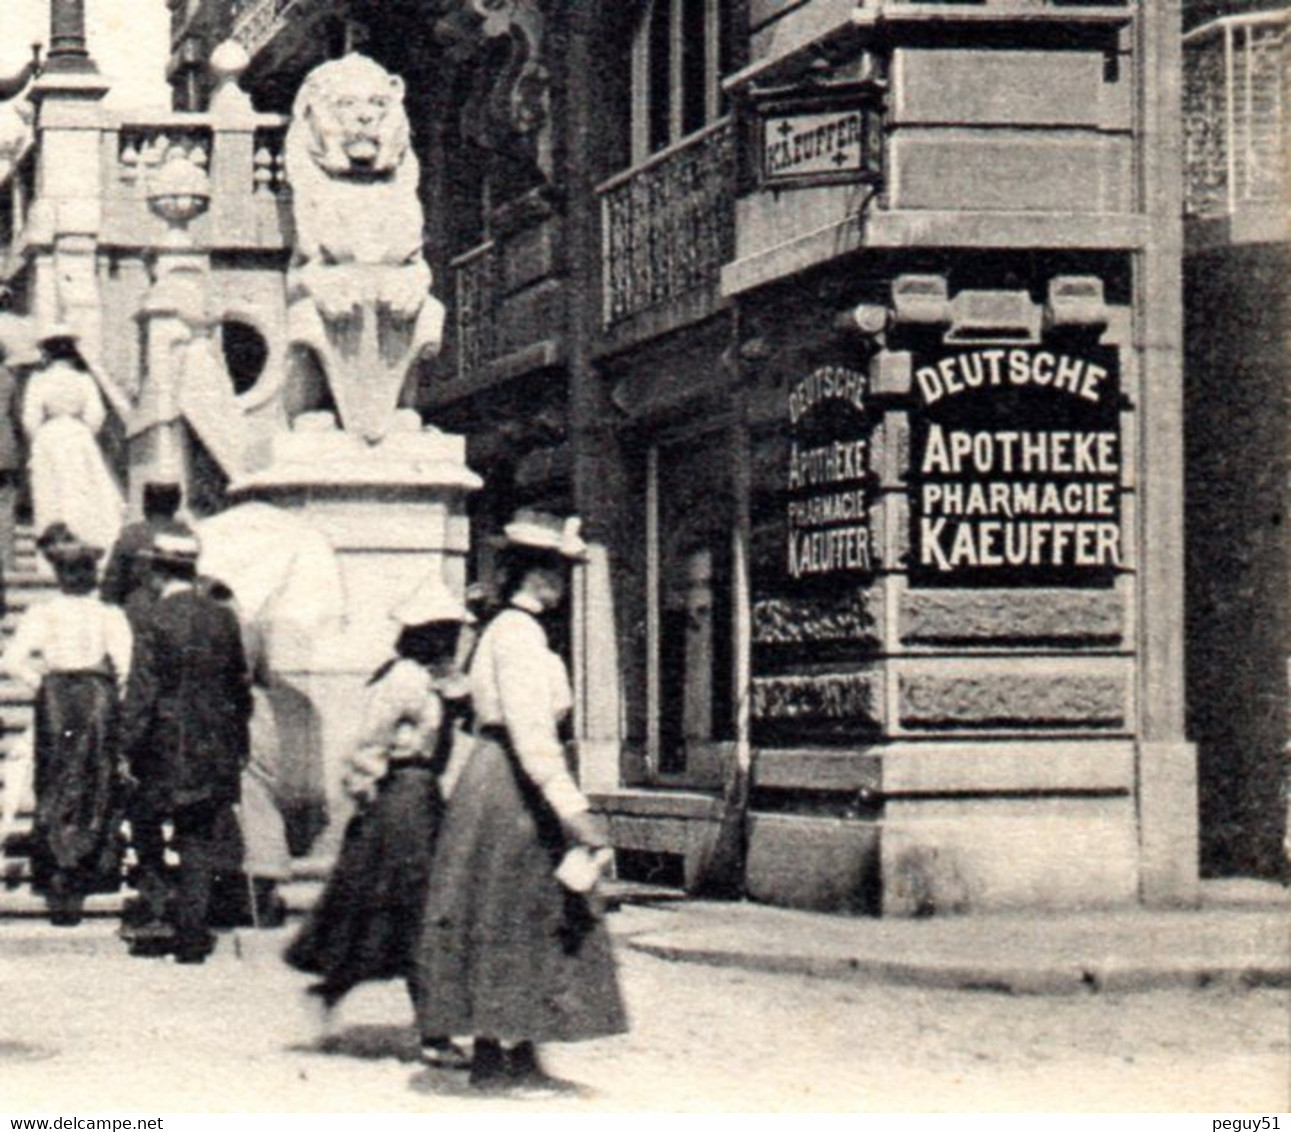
[435,0,549,148]
[285,53,445,443]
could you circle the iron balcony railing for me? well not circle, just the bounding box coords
[231,0,304,59]
[1184,10,1289,217]
[596,116,737,328]
[450,240,500,383]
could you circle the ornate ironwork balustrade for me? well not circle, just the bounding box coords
[231,0,302,58]
[596,117,736,328]
[451,240,500,383]
[1184,11,1288,218]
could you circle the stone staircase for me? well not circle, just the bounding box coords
[0,525,58,892]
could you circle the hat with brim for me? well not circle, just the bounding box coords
[500,509,589,561]
[390,575,476,626]
[36,323,81,347]
[40,527,103,566]
[144,529,202,566]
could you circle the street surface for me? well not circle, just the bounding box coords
[0,907,1286,1113]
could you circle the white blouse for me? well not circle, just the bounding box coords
[21,362,107,438]
[346,659,444,795]
[4,593,133,693]
[469,598,587,822]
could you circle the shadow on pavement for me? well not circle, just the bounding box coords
[292,1024,423,1064]
[408,1066,595,1103]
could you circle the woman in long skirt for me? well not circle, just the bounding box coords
[286,576,475,1065]
[22,331,125,557]
[412,511,627,1090]
[4,524,132,924]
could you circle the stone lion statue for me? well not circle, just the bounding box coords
[284,53,444,440]
[286,53,432,323]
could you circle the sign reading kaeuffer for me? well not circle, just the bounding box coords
[909,345,1122,587]
[784,364,878,585]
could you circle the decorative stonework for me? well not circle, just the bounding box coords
[752,670,883,726]
[899,673,1127,729]
[435,0,550,161]
[285,54,445,443]
[900,589,1125,645]
[753,590,880,646]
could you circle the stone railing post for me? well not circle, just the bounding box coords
[130,151,212,511]
[207,41,262,247]
[27,28,109,354]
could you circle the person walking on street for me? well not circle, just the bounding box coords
[286,576,475,1066]
[3,524,132,925]
[120,529,253,964]
[412,511,627,1091]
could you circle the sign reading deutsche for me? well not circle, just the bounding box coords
[909,346,1122,587]
[763,109,868,184]
[785,364,878,584]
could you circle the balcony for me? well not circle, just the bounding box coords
[596,117,737,337]
[450,240,500,385]
[1184,10,1288,246]
[230,0,307,59]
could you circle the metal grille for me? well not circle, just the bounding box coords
[597,117,736,327]
[1184,12,1289,217]
[452,240,499,383]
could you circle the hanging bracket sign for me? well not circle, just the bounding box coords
[754,82,884,190]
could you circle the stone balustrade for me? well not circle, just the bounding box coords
[100,111,289,250]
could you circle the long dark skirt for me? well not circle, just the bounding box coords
[286,765,444,1002]
[30,670,123,896]
[412,733,627,1045]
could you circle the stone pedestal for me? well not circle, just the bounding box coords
[229,420,480,861]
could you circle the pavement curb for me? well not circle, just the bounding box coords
[625,939,1291,995]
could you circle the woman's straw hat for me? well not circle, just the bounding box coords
[389,575,476,626]
[501,509,589,561]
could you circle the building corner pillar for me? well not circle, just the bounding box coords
[1136,0,1199,908]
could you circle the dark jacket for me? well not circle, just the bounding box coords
[122,585,253,811]
[0,363,21,472]
[100,517,195,607]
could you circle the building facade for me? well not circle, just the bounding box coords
[151,0,1281,912]
[1181,5,1289,881]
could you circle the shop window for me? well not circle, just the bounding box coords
[647,429,735,780]
[632,0,738,162]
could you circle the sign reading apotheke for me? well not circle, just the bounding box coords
[910,345,1122,587]
[784,364,878,584]
[762,109,870,183]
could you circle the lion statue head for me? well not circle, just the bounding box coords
[287,54,410,179]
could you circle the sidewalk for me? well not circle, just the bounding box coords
[612,878,1291,994]
[1,878,1286,996]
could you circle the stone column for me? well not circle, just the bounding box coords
[46,0,97,76]
[1136,1,1199,907]
[29,3,110,353]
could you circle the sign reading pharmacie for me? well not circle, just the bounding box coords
[909,345,1123,588]
[781,363,880,587]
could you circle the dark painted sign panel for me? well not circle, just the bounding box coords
[909,345,1122,587]
[783,364,879,587]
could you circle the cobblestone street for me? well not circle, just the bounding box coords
[1,908,1286,1113]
